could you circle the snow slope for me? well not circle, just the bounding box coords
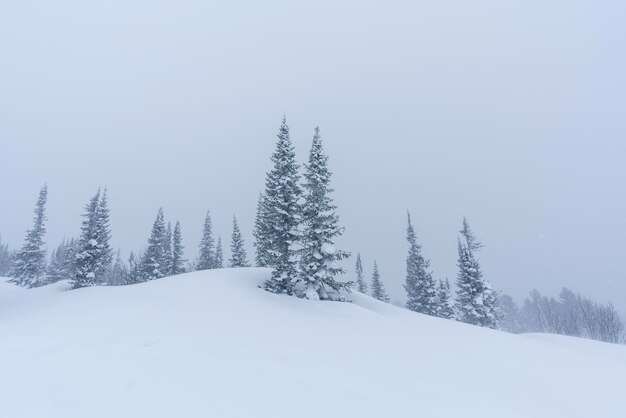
[1,269,625,418]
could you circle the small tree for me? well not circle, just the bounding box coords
[435,279,455,319]
[371,261,390,303]
[214,236,224,269]
[253,193,271,267]
[139,208,168,281]
[229,216,250,268]
[354,253,367,293]
[0,234,12,276]
[10,185,48,287]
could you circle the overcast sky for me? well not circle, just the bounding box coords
[1,0,625,310]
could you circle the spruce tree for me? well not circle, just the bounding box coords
[171,221,186,275]
[73,189,112,288]
[46,239,69,284]
[454,218,498,328]
[140,208,168,281]
[10,185,48,287]
[435,278,455,319]
[196,210,215,270]
[298,127,350,300]
[262,116,302,294]
[128,251,141,284]
[403,212,437,315]
[163,222,173,275]
[214,236,224,269]
[354,253,367,293]
[62,238,78,283]
[253,193,272,267]
[106,250,129,286]
[371,261,390,303]
[229,216,250,268]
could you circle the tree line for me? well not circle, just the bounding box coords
[1,116,622,343]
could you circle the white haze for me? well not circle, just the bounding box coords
[1,0,625,310]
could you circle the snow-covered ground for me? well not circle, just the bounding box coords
[1,269,625,418]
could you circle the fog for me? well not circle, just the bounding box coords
[1,0,625,310]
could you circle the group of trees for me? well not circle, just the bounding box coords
[1,117,623,343]
[499,288,625,343]
[3,186,252,289]
[254,119,349,301]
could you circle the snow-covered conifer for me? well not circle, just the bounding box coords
[371,261,390,303]
[163,222,173,274]
[196,210,215,270]
[403,212,437,315]
[262,116,302,294]
[229,216,250,268]
[354,253,367,293]
[139,208,168,281]
[171,221,186,275]
[297,127,350,300]
[253,193,272,267]
[0,235,12,276]
[435,278,455,319]
[454,218,498,328]
[106,250,129,286]
[214,236,224,269]
[10,185,48,287]
[72,189,112,288]
[46,239,69,284]
[127,251,141,284]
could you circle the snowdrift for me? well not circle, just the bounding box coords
[1,269,625,418]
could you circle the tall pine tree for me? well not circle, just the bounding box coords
[262,116,302,294]
[354,253,367,293]
[298,127,350,300]
[403,212,437,315]
[171,221,186,275]
[73,189,113,288]
[229,216,250,268]
[214,236,224,269]
[163,222,173,275]
[371,261,390,303]
[139,208,168,281]
[10,184,48,287]
[454,218,498,328]
[196,210,215,270]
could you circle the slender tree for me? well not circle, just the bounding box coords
[163,222,173,275]
[73,189,112,288]
[371,261,390,303]
[253,193,271,267]
[171,221,186,275]
[0,234,12,276]
[435,278,455,319]
[354,253,367,293]
[455,218,498,328]
[140,208,168,281]
[106,250,129,286]
[404,212,437,315]
[229,216,250,268]
[196,210,215,270]
[46,239,69,284]
[298,127,350,300]
[214,236,224,269]
[262,116,302,294]
[10,185,48,287]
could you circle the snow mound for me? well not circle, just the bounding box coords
[1,270,625,418]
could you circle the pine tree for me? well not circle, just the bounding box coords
[10,185,48,287]
[454,218,498,328]
[403,212,438,315]
[214,236,224,269]
[128,251,141,284]
[46,239,69,284]
[298,127,350,300]
[253,193,272,267]
[262,116,302,294]
[72,189,112,288]
[62,238,78,282]
[196,210,215,270]
[435,278,455,319]
[229,216,250,268]
[171,221,186,275]
[371,261,390,302]
[140,208,168,281]
[163,222,173,275]
[106,250,129,286]
[354,253,367,293]
[0,234,12,276]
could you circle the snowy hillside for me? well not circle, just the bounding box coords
[1,269,625,418]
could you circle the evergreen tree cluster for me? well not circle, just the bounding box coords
[255,117,350,301]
